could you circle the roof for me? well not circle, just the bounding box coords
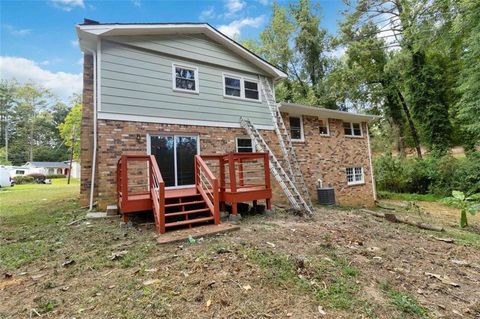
[25,162,70,168]
[278,102,380,122]
[76,21,287,81]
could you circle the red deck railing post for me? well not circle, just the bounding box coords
[228,153,237,193]
[121,155,128,202]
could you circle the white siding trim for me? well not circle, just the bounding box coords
[97,112,275,130]
[97,40,102,112]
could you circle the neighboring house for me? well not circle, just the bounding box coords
[76,21,377,225]
[24,162,70,175]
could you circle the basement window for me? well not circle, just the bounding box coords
[344,122,362,137]
[236,137,254,153]
[319,118,329,136]
[346,167,364,185]
[289,116,304,141]
[172,63,199,94]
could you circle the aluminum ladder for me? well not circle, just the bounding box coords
[258,76,314,213]
[240,117,312,214]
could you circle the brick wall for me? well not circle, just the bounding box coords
[80,119,375,209]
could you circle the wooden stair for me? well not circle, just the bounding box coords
[164,191,215,230]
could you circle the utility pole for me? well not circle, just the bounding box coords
[67,125,76,185]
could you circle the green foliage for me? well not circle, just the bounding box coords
[374,153,480,196]
[58,103,81,160]
[381,282,429,318]
[46,174,66,179]
[12,175,35,184]
[444,191,480,228]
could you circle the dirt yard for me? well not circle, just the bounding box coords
[1,193,479,319]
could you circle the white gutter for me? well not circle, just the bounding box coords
[366,124,377,201]
[85,47,98,211]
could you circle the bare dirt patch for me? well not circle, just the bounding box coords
[1,207,479,318]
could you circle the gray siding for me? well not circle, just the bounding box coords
[99,35,274,127]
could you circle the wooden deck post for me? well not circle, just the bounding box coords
[228,153,238,215]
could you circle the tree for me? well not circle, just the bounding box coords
[59,102,82,160]
[0,80,16,162]
[454,0,480,152]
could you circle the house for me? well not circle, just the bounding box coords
[76,21,377,233]
[23,162,70,175]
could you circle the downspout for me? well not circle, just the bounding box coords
[366,123,377,201]
[85,47,97,211]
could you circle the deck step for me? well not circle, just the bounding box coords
[165,200,205,208]
[165,207,210,217]
[165,216,214,228]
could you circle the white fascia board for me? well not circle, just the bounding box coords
[97,112,275,131]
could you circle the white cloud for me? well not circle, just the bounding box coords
[3,24,31,36]
[328,46,346,59]
[199,6,215,21]
[218,16,265,38]
[70,39,79,48]
[49,0,85,11]
[258,0,269,5]
[131,0,141,7]
[0,56,82,101]
[224,0,246,16]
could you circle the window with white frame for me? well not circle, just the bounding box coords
[223,74,260,101]
[289,116,303,141]
[319,118,329,136]
[236,137,255,153]
[346,167,364,185]
[343,122,362,137]
[172,64,198,93]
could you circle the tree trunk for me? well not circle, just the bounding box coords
[396,89,423,159]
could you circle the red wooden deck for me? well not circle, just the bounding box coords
[117,153,272,234]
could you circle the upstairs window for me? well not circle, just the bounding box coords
[224,76,241,97]
[223,74,261,101]
[236,137,254,153]
[289,116,303,141]
[319,118,329,136]
[344,122,362,137]
[172,64,199,93]
[346,167,364,185]
[244,80,259,100]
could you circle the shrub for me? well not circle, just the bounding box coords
[46,174,66,179]
[13,175,35,184]
[27,174,47,183]
[374,152,480,196]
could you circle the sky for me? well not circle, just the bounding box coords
[0,0,347,101]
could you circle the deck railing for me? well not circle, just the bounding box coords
[149,155,165,233]
[194,155,220,225]
[117,155,165,231]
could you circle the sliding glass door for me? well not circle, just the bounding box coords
[150,135,198,187]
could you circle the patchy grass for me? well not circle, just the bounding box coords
[381,282,429,318]
[0,179,81,270]
[378,191,444,203]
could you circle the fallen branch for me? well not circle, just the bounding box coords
[432,236,454,243]
[375,203,396,210]
[360,209,444,232]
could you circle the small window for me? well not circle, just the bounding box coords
[244,80,259,100]
[344,122,362,137]
[346,167,364,185]
[289,116,303,141]
[319,119,329,136]
[224,76,241,97]
[236,137,254,153]
[172,64,198,93]
[15,170,25,175]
